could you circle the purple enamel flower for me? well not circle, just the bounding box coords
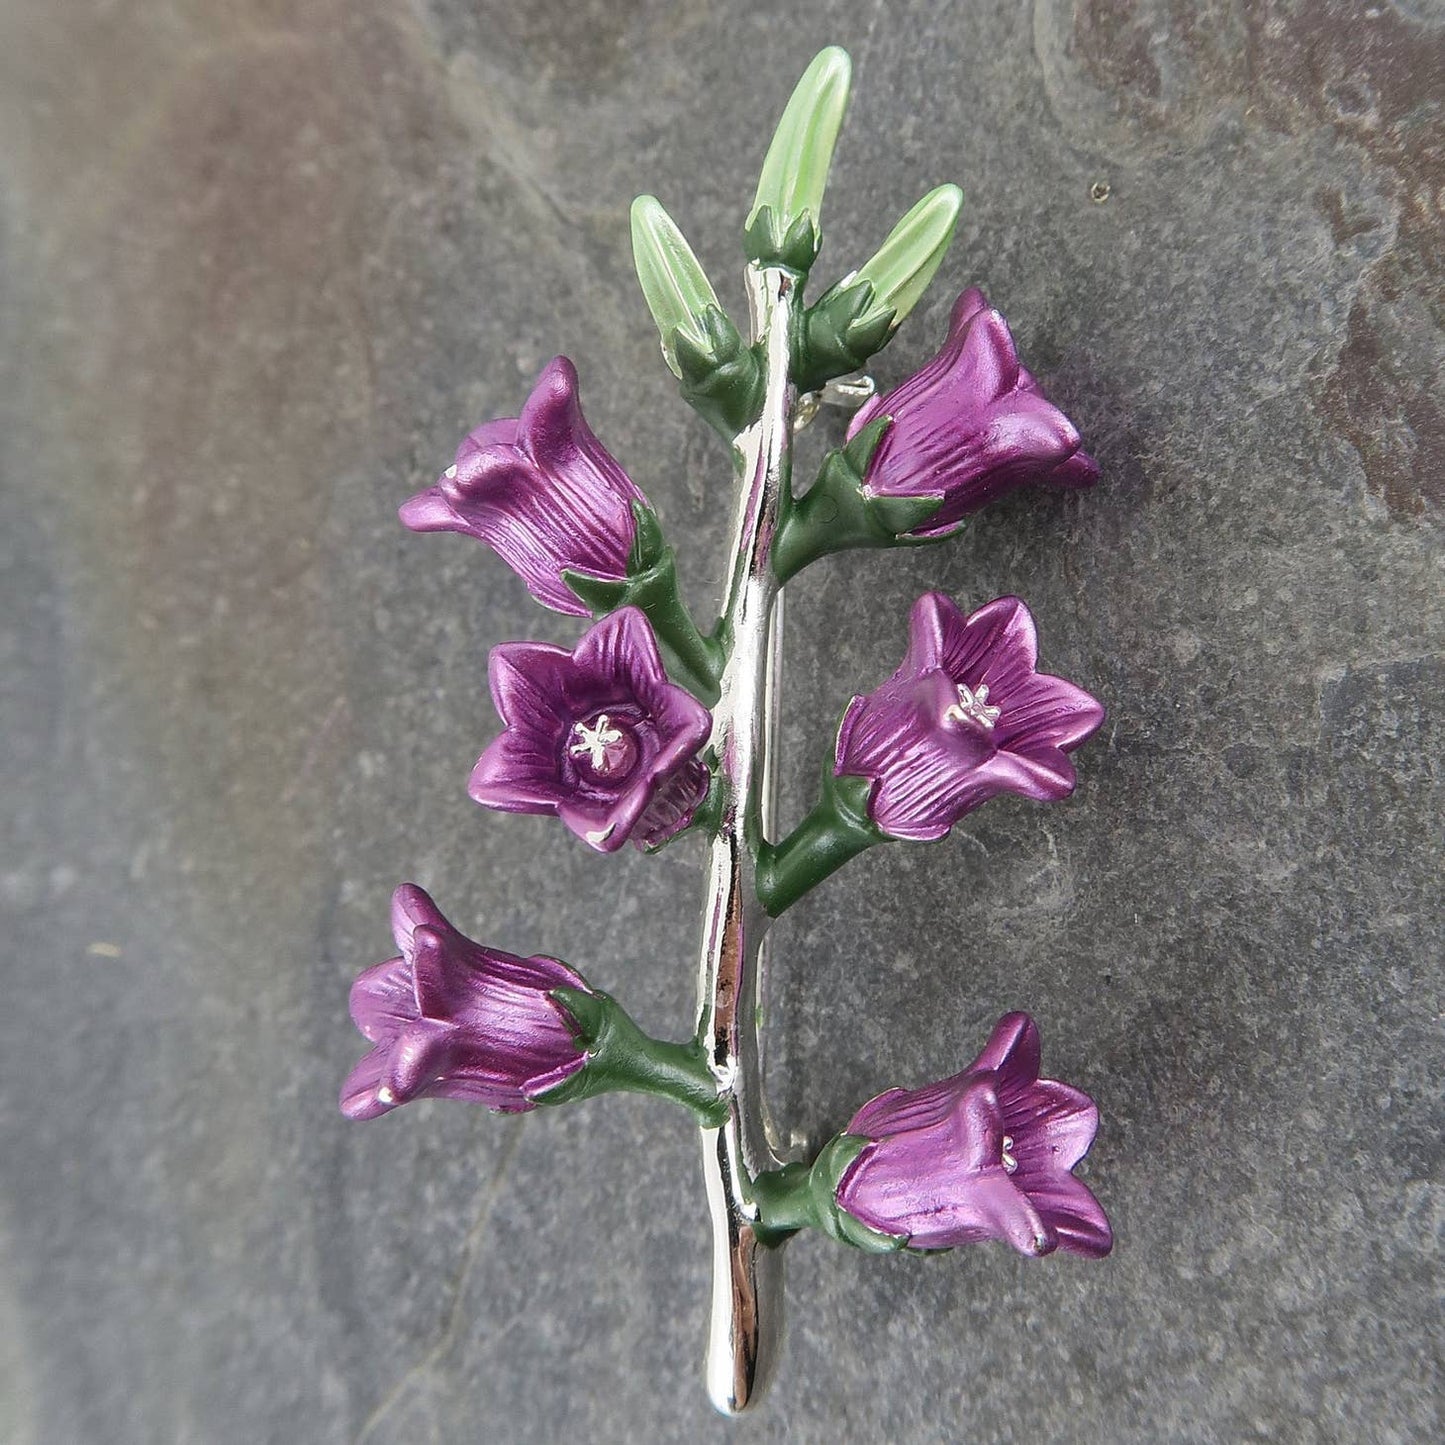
[836,592,1104,842]
[836,1012,1112,1257]
[470,606,711,853]
[340,885,589,1120]
[399,356,647,616]
[849,287,1098,537]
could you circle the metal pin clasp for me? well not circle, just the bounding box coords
[792,373,877,432]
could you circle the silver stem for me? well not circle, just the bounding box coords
[695,262,795,1415]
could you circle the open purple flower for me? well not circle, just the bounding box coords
[340,884,590,1120]
[848,287,1098,537]
[470,606,712,853]
[836,1011,1111,1257]
[399,356,648,616]
[835,592,1104,841]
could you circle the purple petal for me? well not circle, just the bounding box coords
[468,733,572,813]
[389,884,450,957]
[935,594,1039,690]
[949,287,990,332]
[968,1012,1041,1087]
[1047,447,1099,489]
[900,591,955,676]
[397,489,459,532]
[835,669,1000,841]
[487,641,578,734]
[339,1048,396,1120]
[1015,1170,1113,1258]
[348,955,419,1044]
[572,607,667,698]
[557,781,654,853]
[385,1017,460,1098]
[988,672,1106,755]
[847,1074,1006,1180]
[1006,1080,1101,1176]
[634,757,709,849]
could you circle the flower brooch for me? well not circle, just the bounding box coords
[340,47,1112,1412]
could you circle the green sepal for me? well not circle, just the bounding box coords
[743,205,821,274]
[563,503,724,705]
[542,987,726,1126]
[771,417,948,583]
[794,277,898,392]
[561,571,628,614]
[673,305,765,437]
[756,764,888,916]
[752,1134,905,1253]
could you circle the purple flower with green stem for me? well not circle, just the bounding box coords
[340,885,726,1125]
[469,606,712,853]
[757,591,1103,914]
[772,288,1099,580]
[339,884,591,1119]
[834,1011,1112,1256]
[836,591,1104,840]
[399,356,646,617]
[848,287,1099,536]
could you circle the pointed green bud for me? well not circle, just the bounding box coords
[853,183,963,330]
[631,194,722,377]
[746,47,852,265]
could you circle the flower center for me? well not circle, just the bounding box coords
[1001,1134,1018,1174]
[943,680,1000,730]
[567,713,639,781]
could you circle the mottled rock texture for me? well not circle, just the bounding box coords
[1,2,1440,1442]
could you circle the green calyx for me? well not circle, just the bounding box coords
[792,184,961,391]
[673,305,765,438]
[743,205,822,274]
[745,47,852,270]
[544,987,726,1127]
[631,195,723,378]
[564,503,724,705]
[794,279,897,393]
[771,417,948,583]
[756,766,888,916]
[751,1134,905,1251]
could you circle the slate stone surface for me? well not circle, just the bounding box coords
[2,2,1441,1442]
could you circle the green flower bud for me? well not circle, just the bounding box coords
[631,194,722,376]
[853,183,963,330]
[745,46,852,266]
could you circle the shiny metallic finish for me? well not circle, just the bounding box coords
[792,371,876,431]
[695,262,795,1415]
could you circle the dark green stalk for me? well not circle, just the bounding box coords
[771,418,946,583]
[564,504,725,705]
[546,988,726,1126]
[756,769,886,916]
[750,1135,903,1252]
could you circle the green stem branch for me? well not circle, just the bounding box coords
[756,769,886,915]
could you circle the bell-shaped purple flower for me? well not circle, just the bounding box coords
[340,885,590,1120]
[400,356,647,616]
[835,592,1104,842]
[848,287,1098,537]
[836,1012,1112,1257]
[470,606,711,853]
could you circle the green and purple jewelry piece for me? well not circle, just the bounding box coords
[339,47,1111,1414]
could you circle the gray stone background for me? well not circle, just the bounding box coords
[2,1,1441,1441]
